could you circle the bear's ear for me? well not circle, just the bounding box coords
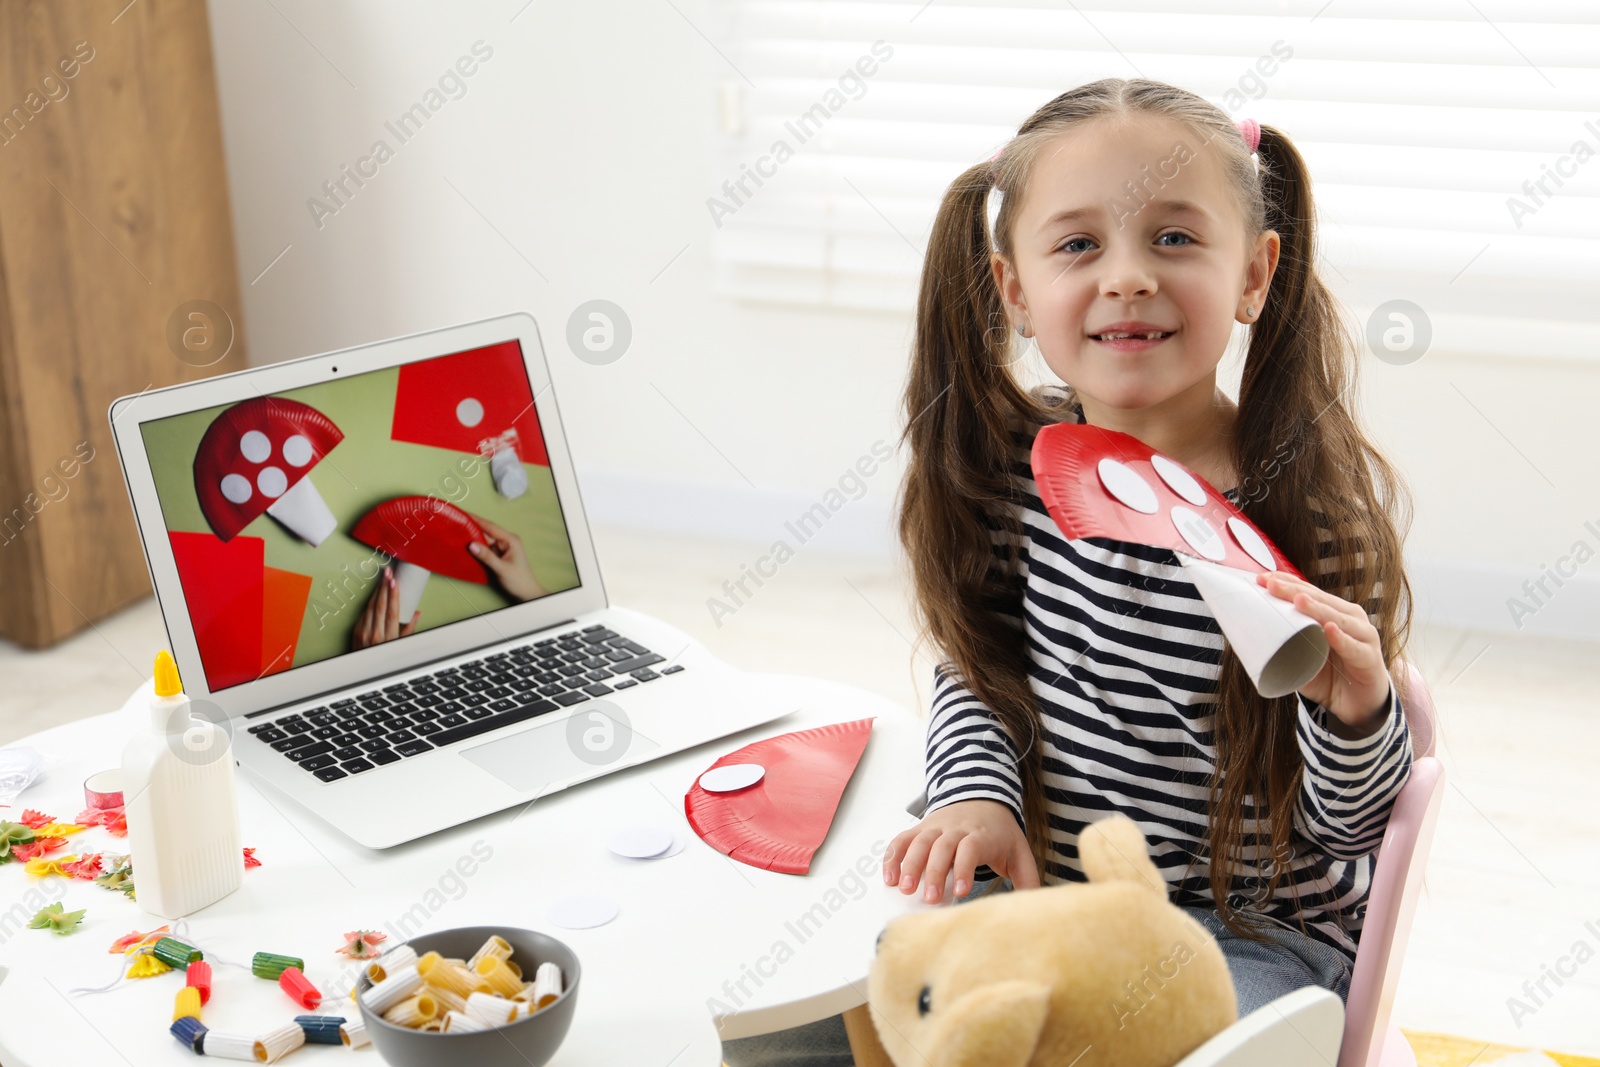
[1078,813,1165,894]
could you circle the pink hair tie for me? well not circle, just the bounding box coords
[1237,118,1261,154]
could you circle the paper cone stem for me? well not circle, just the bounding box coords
[1176,555,1328,698]
[489,444,528,499]
[394,561,431,620]
[265,475,337,546]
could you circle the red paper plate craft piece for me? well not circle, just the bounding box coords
[350,496,491,620]
[168,531,266,691]
[193,396,344,545]
[685,718,874,874]
[1031,421,1329,698]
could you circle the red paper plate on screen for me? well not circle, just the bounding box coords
[1031,421,1303,578]
[685,718,874,875]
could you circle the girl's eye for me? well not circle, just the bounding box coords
[1057,237,1095,254]
[1156,231,1194,246]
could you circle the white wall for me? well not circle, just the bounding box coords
[205,0,1600,641]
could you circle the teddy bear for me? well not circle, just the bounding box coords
[864,812,1238,1067]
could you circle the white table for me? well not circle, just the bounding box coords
[0,671,930,1064]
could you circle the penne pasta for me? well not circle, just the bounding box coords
[383,993,438,1028]
[474,956,522,999]
[362,963,423,1014]
[465,992,519,1026]
[466,935,512,972]
[366,943,418,985]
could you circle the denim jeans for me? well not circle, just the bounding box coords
[719,878,1353,1066]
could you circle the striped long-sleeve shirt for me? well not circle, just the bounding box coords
[924,413,1413,963]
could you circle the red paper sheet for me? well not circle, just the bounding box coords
[260,566,313,677]
[685,718,874,874]
[390,340,549,466]
[169,531,265,690]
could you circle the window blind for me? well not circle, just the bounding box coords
[706,0,1600,360]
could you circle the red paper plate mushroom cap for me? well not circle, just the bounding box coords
[349,496,491,584]
[193,397,344,541]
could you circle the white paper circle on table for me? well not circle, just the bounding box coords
[282,434,314,467]
[456,397,485,427]
[1097,458,1159,514]
[547,895,618,929]
[257,466,287,498]
[1228,517,1278,571]
[1151,454,1208,506]
[1171,506,1226,561]
[607,827,674,859]
[220,473,252,504]
[240,429,272,463]
[658,832,687,859]
[698,763,765,792]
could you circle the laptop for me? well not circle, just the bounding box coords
[108,311,797,848]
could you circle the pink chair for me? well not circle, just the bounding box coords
[1337,659,1445,1067]
[1174,660,1447,1067]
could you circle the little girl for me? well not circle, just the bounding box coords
[722,77,1415,1065]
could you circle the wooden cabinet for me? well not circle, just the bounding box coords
[0,0,247,648]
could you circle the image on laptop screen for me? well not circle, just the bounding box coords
[138,339,582,692]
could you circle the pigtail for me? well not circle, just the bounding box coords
[1206,123,1416,939]
[900,160,1054,874]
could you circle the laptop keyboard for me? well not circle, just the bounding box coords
[245,624,684,783]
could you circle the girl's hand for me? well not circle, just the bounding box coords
[467,514,547,602]
[352,566,421,650]
[1256,571,1392,737]
[883,799,1041,904]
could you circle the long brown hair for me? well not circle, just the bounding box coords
[898,77,1414,941]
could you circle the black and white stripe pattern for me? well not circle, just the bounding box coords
[923,419,1413,962]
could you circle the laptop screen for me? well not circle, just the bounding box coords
[138,339,582,692]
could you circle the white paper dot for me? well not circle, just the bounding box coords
[1097,458,1158,514]
[220,473,252,504]
[1228,517,1278,571]
[282,434,313,467]
[547,895,618,930]
[658,832,687,859]
[1151,454,1208,506]
[240,430,272,463]
[456,397,485,427]
[1171,506,1226,561]
[699,763,765,792]
[257,466,288,498]
[607,827,674,860]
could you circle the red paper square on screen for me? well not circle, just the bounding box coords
[390,341,549,466]
[169,531,265,691]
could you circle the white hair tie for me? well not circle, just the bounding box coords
[986,183,1005,248]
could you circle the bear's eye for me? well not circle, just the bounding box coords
[917,986,932,1016]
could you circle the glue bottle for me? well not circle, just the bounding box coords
[122,650,242,918]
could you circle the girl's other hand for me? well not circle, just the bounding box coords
[883,799,1041,904]
[467,513,547,602]
[1256,570,1392,737]
[352,565,421,650]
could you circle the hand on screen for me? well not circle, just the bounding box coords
[352,565,421,650]
[468,514,547,602]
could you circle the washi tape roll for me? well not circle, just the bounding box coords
[251,951,304,980]
[83,769,123,809]
[294,1015,346,1045]
[170,1016,206,1053]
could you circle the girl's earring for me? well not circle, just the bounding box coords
[1245,305,1256,319]
[1017,322,1032,338]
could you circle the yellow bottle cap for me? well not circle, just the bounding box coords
[153,650,183,697]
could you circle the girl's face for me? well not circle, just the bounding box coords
[992,116,1278,411]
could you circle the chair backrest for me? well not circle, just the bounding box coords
[1337,660,1446,1067]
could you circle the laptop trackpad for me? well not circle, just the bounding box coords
[458,701,661,795]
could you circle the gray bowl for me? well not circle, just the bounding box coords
[356,926,580,1067]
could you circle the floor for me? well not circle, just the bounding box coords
[3,524,1596,1057]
